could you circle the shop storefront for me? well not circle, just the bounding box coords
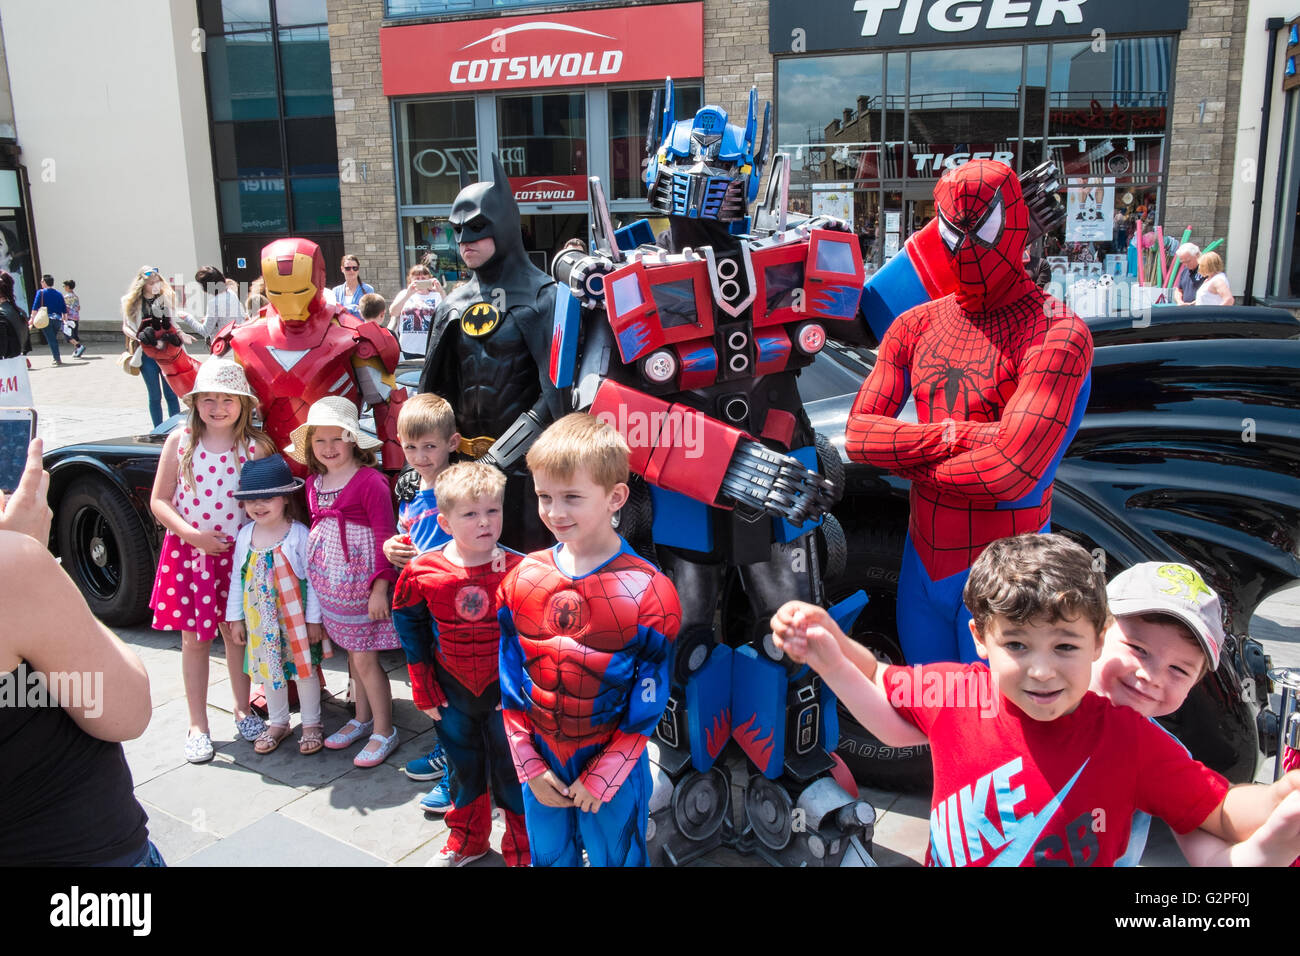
[770,0,1188,298]
[1265,16,1300,303]
[380,3,704,277]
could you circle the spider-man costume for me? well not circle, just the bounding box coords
[211,237,407,481]
[391,545,529,867]
[845,160,1093,663]
[498,540,681,867]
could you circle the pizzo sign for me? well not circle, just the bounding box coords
[382,4,703,96]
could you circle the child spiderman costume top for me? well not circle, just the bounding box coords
[391,546,530,868]
[498,543,681,803]
[845,161,1093,663]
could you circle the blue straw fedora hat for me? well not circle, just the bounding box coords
[234,454,304,500]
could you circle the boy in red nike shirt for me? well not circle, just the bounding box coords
[773,533,1300,866]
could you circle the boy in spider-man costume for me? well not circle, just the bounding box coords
[498,414,681,866]
[391,461,530,867]
[845,160,1093,663]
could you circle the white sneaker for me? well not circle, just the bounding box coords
[185,731,214,764]
[426,843,487,867]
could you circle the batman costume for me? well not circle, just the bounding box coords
[416,153,568,553]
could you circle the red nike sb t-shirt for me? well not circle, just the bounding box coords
[881,662,1230,866]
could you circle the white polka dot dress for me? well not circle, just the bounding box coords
[149,427,254,641]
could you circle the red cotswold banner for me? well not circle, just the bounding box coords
[381,3,704,96]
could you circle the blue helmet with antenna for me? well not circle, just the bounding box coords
[643,77,771,223]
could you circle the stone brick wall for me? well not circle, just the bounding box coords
[327,0,401,299]
[703,0,771,196]
[1165,0,1248,260]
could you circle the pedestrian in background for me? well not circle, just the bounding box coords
[245,276,268,319]
[61,279,85,357]
[1193,251,1234,307]
[331,254,373,320]
[194,265,246,341]
[0,272,27,361]
[30,274,68,366]
[1173,243,1205,306]
[387,263,443,359]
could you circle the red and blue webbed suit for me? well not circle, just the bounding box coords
[498,541,681,867]
[845,161,1093,663]
[391,546,529,867]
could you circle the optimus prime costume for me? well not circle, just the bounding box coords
[416,154,568,553]
[545,81,877,866]
[844,160,1093,664]
[211,238,407,479]
[542,81,1073,866]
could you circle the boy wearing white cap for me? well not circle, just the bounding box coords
[1093,562,1300,865]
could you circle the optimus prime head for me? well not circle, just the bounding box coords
[448,152,529,281]
[932,160,1035,313]
[644,78,770,224]
[261,237,326,323]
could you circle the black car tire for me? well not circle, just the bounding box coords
[57,476,155,625]
[828,520,933,792]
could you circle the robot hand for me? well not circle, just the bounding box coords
[160,330,183,347]
[718,440,836,525]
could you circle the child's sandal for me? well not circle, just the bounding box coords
[254,724,292,755]
[299,725,324,756]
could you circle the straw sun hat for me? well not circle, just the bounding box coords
[284,395,380,464]
[182,358,258,404]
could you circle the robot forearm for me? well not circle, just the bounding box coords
[589,379,834,524]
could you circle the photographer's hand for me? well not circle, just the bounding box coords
[0,439,51,543]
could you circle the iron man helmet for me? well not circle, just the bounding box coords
[261,238,325,323]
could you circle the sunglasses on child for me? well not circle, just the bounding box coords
[141,268,160,278]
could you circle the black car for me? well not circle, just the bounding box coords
[43,307,1300,785]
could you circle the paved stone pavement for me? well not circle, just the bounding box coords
[25,342,1300,866]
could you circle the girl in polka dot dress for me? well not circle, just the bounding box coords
[148,358,275,764]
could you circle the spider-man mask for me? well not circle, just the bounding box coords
[933,160,1035,313]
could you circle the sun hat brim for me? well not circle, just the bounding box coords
[182,358,260,404]
[284,416,382,464]
[233,477,305,500]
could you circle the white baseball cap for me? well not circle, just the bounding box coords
[1107,562,1225,670]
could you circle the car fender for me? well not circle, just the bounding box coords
[45,454,162,556]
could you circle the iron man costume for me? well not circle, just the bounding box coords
[211,238,406,478]
[845,160,1093,663]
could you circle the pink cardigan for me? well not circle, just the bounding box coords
[306,466,398,589]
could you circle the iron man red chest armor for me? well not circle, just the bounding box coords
[226,309,365,453]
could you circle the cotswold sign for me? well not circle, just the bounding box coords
[382,4,702,96]
[768,0,1188,52]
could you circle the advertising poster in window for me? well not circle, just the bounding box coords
[1066,178,1114,243]
[812,183,854,223]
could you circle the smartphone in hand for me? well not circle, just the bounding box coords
[0,407,37,494]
